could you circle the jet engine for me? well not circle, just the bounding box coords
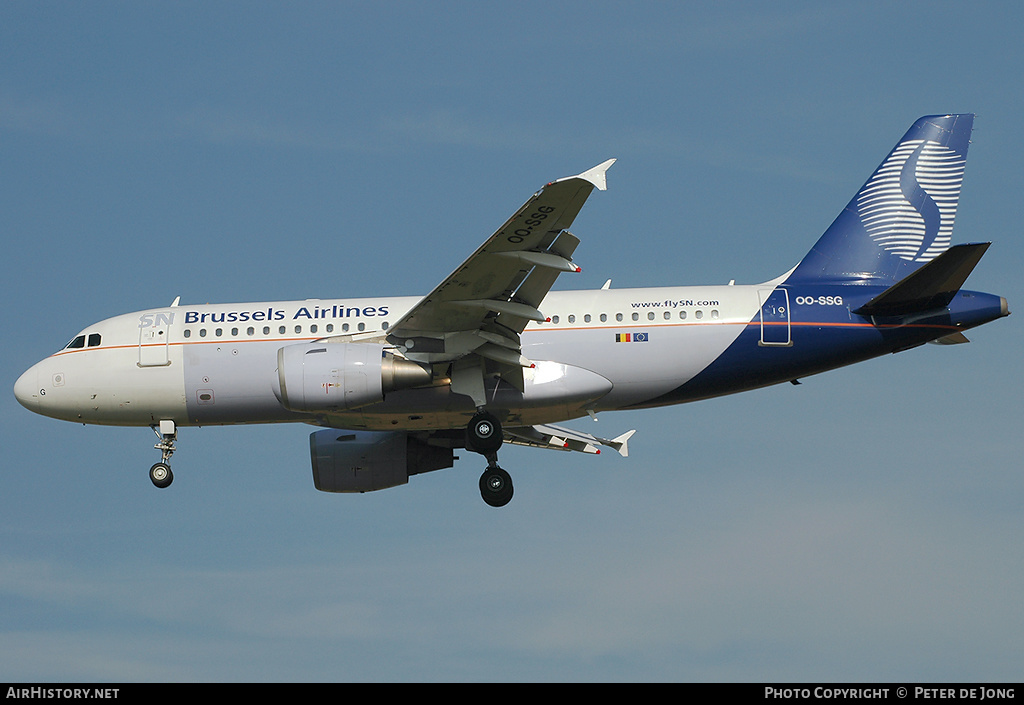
[309,429,455,492]
[275,342,431,412]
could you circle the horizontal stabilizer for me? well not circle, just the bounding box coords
[853,242,990,317]
[930,332,971,345]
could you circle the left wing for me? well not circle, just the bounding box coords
[504,423,636,457]
[385,159,615,403]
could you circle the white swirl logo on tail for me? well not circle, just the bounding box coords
[857,139,966,262]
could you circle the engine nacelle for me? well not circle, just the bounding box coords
[309,429,455,493]
[275,342,431,412]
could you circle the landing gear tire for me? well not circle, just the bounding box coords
[479,466,513,508]
[149,462,173,489]
[466,411,503,454]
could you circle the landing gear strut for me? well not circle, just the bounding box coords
[149,420,177,489]
[466,411,513,507]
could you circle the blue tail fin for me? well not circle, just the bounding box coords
[787,114,974,285]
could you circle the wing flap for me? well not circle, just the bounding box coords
[494,230,581,333]
[387,160,614,368]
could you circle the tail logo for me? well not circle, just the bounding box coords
[857,139,966,262]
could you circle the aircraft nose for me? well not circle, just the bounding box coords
[13,364,40,412]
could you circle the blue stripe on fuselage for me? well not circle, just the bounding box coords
[630,285,1004,408]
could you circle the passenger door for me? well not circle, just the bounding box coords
[139,311,173,367]
[758,288,791,347]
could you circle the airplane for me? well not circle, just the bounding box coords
[13,114,1009,507]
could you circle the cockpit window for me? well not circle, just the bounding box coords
[63,333,101,350]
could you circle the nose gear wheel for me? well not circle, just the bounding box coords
[149,462,173,489]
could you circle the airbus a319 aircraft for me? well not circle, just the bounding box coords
[14,115,1008,507]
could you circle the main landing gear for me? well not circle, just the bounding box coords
[466,411,513,508]
[149,420,177,489]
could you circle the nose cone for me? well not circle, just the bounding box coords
[14,364,40,412]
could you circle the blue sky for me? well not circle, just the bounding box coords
[2,2,1022,682]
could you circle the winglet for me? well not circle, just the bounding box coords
[556,158,616,191]
[609,429,636,458]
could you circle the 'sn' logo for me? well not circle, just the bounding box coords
[857,139,966,262]
[139,312,175,329]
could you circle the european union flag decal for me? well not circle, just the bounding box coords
[634,332,649,342]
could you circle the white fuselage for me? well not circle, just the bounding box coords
[14,284,765,431]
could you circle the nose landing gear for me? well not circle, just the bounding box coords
[149,420,177,489]
[467,411,513,507]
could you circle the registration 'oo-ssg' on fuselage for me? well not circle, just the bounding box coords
[14,115,1008,507]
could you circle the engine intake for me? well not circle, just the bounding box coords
[275,342,431,412]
